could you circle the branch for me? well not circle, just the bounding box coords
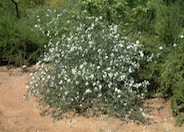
[11,0,20,19]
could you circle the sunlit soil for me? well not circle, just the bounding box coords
[0,66,183,132]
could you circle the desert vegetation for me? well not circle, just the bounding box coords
[1,0,184,127]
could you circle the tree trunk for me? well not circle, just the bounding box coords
[11,0,20,19]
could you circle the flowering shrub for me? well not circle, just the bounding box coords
[29,4,81,44]
[27,11,149,122]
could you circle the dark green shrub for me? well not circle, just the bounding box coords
[140,31,184,126]
[0,0,21,19]
[149,0,184,126]
[81,0,155,32]
[28,0,47,6]
[159,36,184,126]
[154,0,184,45]
[0,0,50,66]
[0,14,48,66]
[134,33,165,97]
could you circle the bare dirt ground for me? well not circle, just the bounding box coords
[0,66,184,132]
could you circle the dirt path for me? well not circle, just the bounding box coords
[0,66,184,132]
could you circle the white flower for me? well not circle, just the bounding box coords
[85,82,89,86]
[22,65,27,68]
[67,79,71,82]
[65,91,68,95]
[147,53,154,62]
[159,46,163,50]
[128,67,132,73]
[91,23,94,28]
[108,82,112,88]
[98,93,102,97]
[47,31,50,37]
[95,17,99,22]
[42,77,45,81]
[59,80,63,85]
[78,46,82,51]
[26,85,29,89]
[115,87,121,94]
[79,64,84,69]
[85,89,92,94]
[29,73,33,76]
[93,82,96,86]
[136,40,140,44]
[94,87,98,91]
[89,74,94,79]
[119,43,123,48]
[108,73,113,78]
[71,69,76,74]
[173,43,177,47]
[139,51,144,57]
[47,9,51,12]
[103,74,107,79]
[36,61,41,66]
[180,35,184,39]
[110,53,115,57]
[34,24,39,28]
[99,85,102,89]
[88,34,91,39]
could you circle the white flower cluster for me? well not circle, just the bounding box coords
[28,10,148,120]
[32,8,78,43]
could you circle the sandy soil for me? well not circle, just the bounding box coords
[0,66,184,132]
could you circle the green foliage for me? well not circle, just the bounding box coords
[175,114,184,127]
[0,0,16,16]
[154,0,184,45]
[149,1,184,125]
[81,0,155,31]
[0,0,41,18]
[1,0,184,126]
[27,10,149,122]
[81,0,127,23]
[0,15,47,66]
[0,0,50,66]
[27,0,47,7]
[28,1,82,44]
[135,33,165,97]
[131,1,184,126]
[140,31,184,125]
[159,37,184,126]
